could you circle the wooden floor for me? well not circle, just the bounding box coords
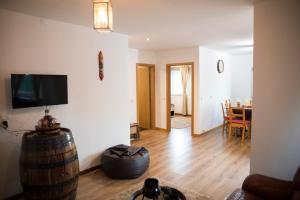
[77,127,250,200]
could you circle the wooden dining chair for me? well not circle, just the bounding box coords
[228,107,251,143]
[225,100,231,108]
[221,103,230,134]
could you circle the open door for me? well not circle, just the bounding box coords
[136,64,155,130]
[166,62,194,135]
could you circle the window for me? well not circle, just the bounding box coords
[171,70,183,95]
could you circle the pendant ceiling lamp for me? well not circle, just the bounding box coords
[93,0,113,32]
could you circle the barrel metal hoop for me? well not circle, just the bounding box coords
[22,175,79,190]
[20,154,78,169]
[22,138,75,152]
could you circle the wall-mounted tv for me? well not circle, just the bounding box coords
[11,74,68,109]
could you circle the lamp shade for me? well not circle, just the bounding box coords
[93,0,113,32]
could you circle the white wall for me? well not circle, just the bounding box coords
[128,49,156,123]
[198,47,232,133]
[156,47,199,132]
[128,49,139,123]
[0,9,130,198]
[230,54,253,103]
[138,50,157,64]
[251,0,300,180]
[0,128,22,199]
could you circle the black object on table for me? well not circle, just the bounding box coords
[130,186,186,200]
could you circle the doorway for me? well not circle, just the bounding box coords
[166,62,194,135]
[136,63,155,130]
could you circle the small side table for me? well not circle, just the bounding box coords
[130,123,140,140]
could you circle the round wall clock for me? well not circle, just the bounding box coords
[217,59,224,73]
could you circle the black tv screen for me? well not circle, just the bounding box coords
[11,74,68,109]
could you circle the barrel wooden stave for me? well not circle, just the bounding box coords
[20,128,79,200]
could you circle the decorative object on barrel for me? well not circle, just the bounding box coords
[19,110,79,200]
[98,51,104,81]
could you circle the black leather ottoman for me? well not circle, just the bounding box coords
[101,144,150,179]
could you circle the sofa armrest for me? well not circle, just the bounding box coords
[242,174,294,200]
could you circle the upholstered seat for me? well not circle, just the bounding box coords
[225,166,300,200]
[231,119,251,125]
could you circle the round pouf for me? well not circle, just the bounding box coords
[101,144,150,179]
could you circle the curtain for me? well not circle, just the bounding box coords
[180,65,190,115]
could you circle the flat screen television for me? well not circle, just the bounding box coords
[11,74,68,109]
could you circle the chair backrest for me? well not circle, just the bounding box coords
[225,100,231,108]
[221,103,230,118]
[221,103,226,118]
[229,107,246,124]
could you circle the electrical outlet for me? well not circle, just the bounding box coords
[2,120,8,129]
[0,115,8,129]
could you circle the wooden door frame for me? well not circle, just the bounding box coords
[166,62,194,135]
[136,63,156,129]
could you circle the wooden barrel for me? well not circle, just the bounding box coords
[20,128,79,200]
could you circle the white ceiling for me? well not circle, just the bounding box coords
[0,0,254,52]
